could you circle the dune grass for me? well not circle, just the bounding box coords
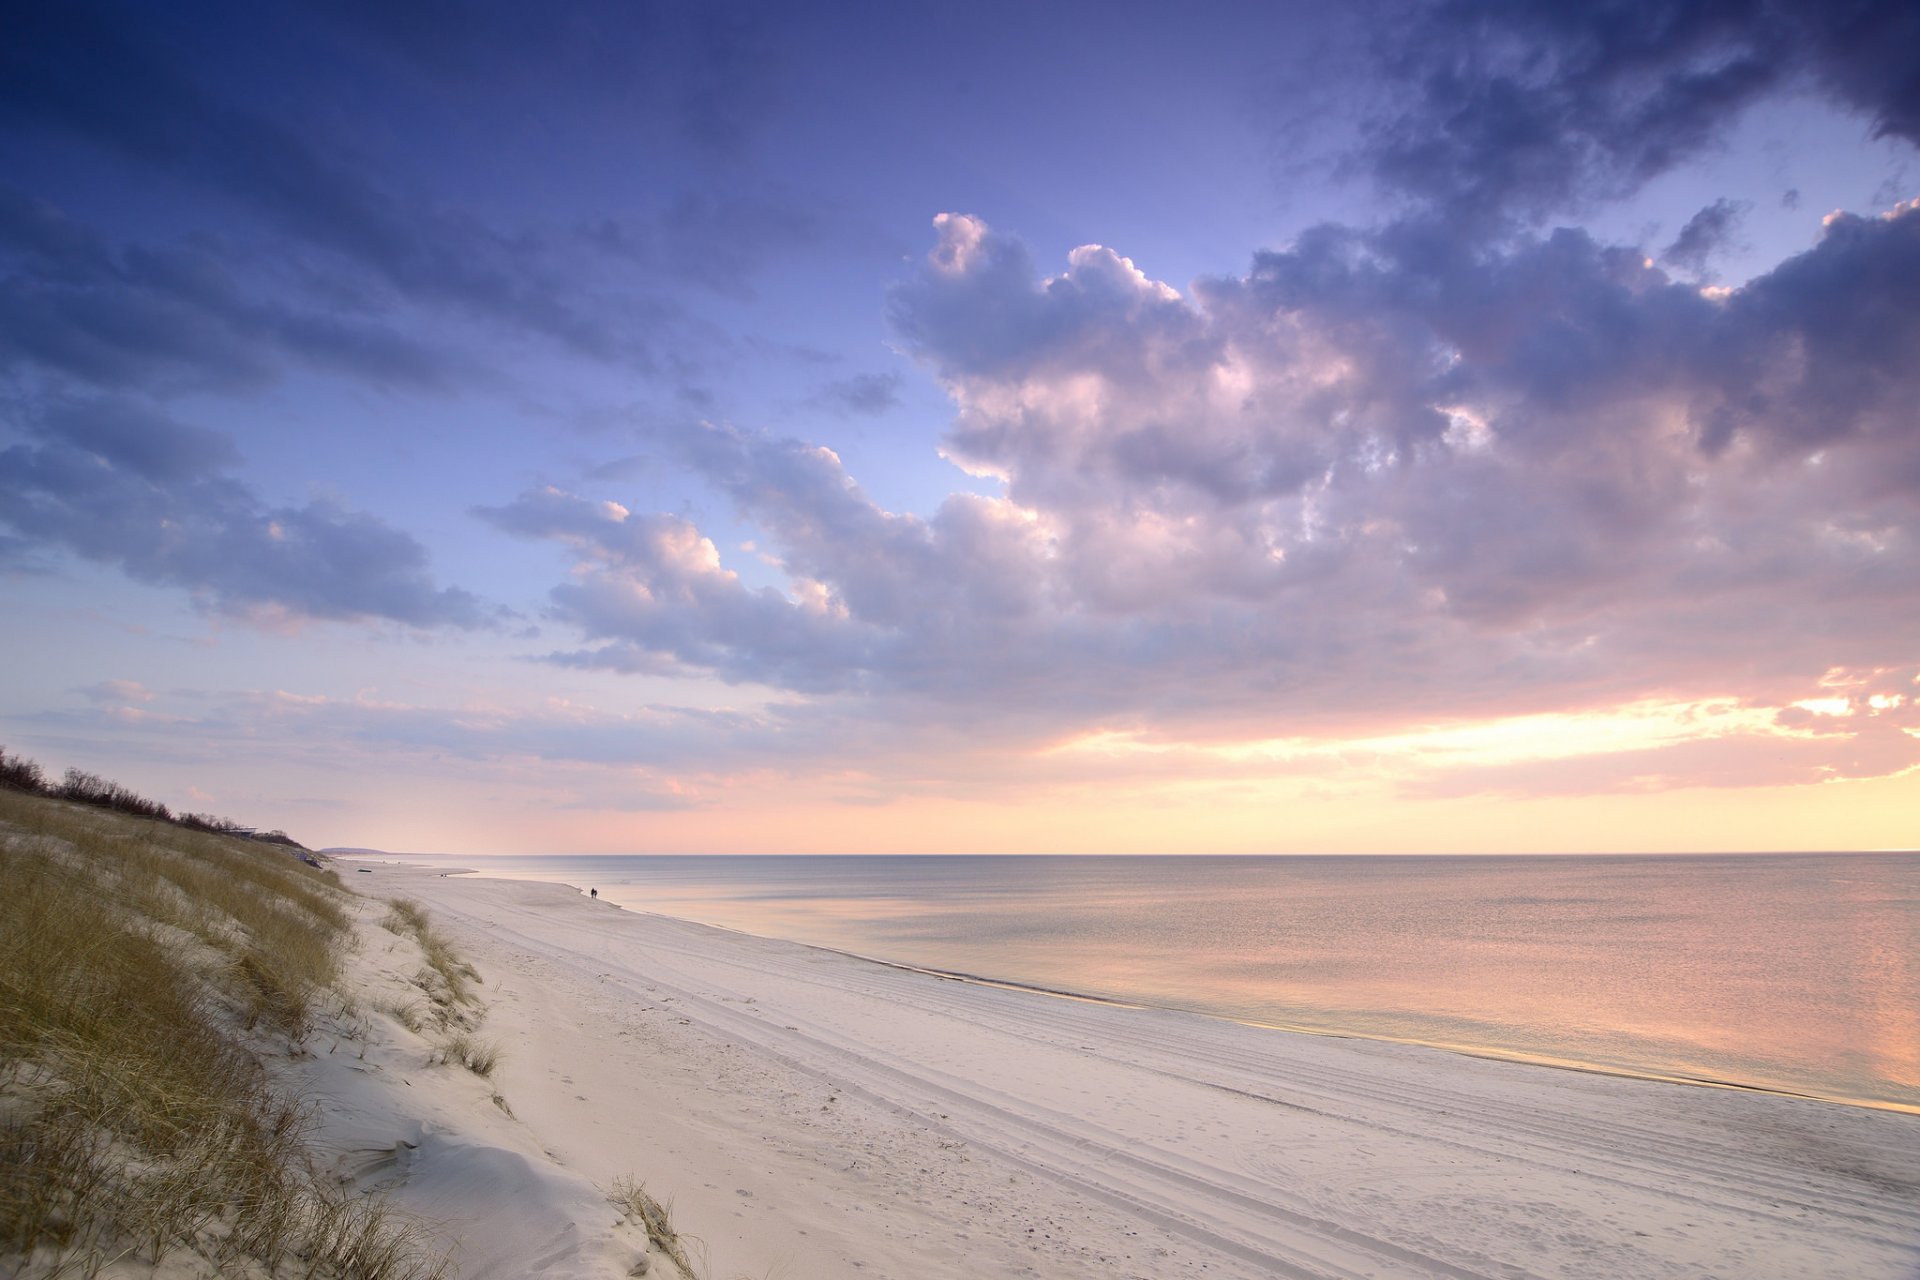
[434,1032,501,1079]
[376,997,429,1035]
[382,898,482,1020]
[608,1175,704,1280]
[0,787,447,1279]
[378,899,502,1087]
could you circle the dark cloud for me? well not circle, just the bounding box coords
[0,399,488,628]
[37,398,240,483]
[1796,0,1920,145]
[0,0,812,651]
[1710,201,1920,453]
[1363,0,1920,227]
[0,0,836,424]
[0,188,455,392]
[0,2,644,362]
[1661,197,1747,274]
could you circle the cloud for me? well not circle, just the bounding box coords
[1360,0,1920,227]
[0,398,488,628]
[479,481,879,690]
[23,681,811,814]
[896,208,1920,628]
[1,2,837,413]
[887,213,1199,385]
[0,188,456,393]
[76,678,155,705]
[1660,197,1747,274]
[1704,200,1920,456]
[0,3,644,362]
[1408,684,1920,798]
[490,207,1920,800]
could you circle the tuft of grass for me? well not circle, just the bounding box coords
[377,998,429,1035]
[0,786,448,1279]
[607,1175,703,1279]
[434,1032,500,1078]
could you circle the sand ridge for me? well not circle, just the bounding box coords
[283,885,657,1279]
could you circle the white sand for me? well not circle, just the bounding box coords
[312,861,1920,1280]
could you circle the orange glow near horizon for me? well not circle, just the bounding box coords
[1046,697,1792,770]
[62,674,1911,858]
[315,733,1920,858]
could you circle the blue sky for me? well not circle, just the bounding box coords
[4,0,1918,853]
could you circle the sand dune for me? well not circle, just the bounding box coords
[330,862,1920,1280]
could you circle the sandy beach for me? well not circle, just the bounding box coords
[295,860,1920,1280]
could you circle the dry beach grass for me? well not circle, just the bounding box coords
[0,784,449,1279]
[606,1177,701,1280]
[1,758,715,1280]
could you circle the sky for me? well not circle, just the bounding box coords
[3,0,1918,855]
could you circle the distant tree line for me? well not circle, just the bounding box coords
[0,746,305,849]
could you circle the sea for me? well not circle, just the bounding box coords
[436,852,1920,1113]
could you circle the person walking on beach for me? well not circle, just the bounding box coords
[590,887,597,898]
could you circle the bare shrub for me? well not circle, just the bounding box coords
[0,746,47,794]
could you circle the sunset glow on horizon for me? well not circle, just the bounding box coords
[3,1,1917,855]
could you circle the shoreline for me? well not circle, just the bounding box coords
[672,931,1920,1119]
[424,857,1920,1119]
[342,857,1920,1280]
[797,951,1920,1119]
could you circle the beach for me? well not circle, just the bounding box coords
[322,861,1920,1280]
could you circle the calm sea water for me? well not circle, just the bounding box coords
[442,853,1920,1112]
